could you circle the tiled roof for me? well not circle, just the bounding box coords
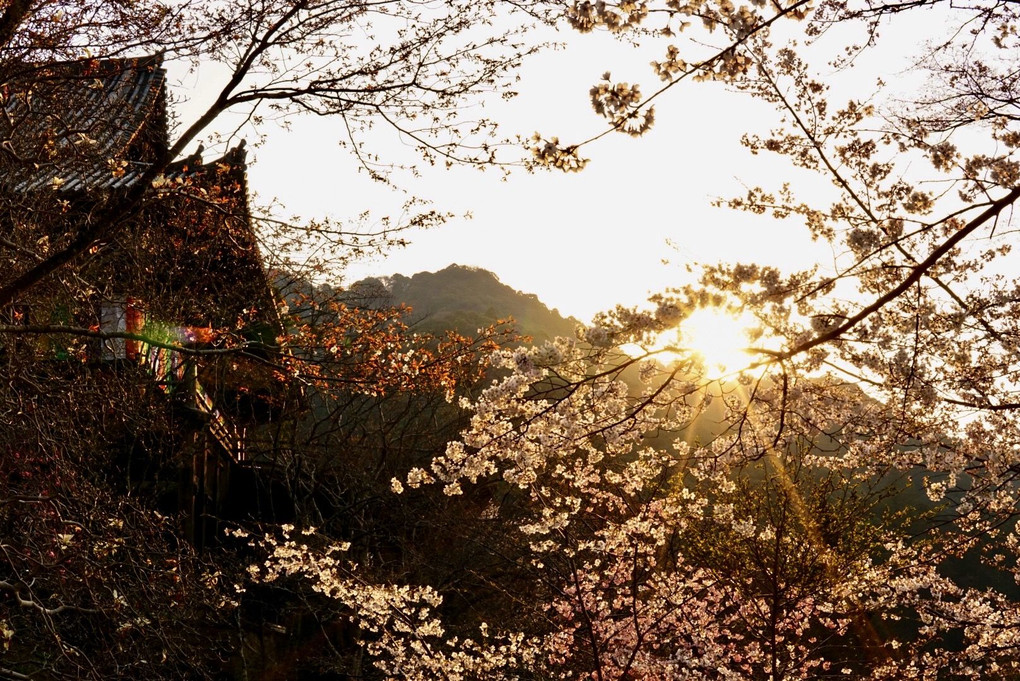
[0,54,166,192]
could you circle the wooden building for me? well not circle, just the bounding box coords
[0,54,288,548]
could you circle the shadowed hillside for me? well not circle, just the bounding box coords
[348,264,581,343]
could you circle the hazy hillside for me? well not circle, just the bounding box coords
[347,264,581,343]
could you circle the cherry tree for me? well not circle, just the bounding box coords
[307,0,1020,677]
[505,0,1020,676]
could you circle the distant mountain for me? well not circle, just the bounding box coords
[347,265,581,344]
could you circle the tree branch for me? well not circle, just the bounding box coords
[777,185,1020,362]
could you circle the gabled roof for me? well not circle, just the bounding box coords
[0,54,167,192]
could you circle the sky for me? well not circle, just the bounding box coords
[168,15,930,324]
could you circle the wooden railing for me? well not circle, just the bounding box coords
[140,342,245,463]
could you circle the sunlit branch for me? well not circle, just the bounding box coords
[743,41,1020,369]
[777,185,1020,363]
[566,0,813,153]
[944,396,1020,412]
[0,580,99,616]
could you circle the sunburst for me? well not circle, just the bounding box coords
[679,307,757,378]
[624,307,757,377]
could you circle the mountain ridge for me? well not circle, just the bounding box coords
[348,264,581,344]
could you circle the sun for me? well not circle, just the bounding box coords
[622,306,761,378]
[683,308,757,375]
[679,307,757,377]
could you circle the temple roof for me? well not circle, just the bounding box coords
[0,54,229,193]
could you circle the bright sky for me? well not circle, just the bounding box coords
[169,16,933,324]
